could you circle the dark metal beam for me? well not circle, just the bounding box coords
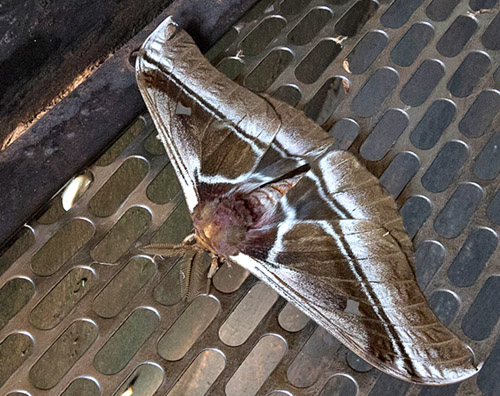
[0,0,175,143]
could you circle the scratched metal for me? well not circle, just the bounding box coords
[1,0,500,395]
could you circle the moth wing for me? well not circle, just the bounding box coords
[231,150,479,385]
[136,17,333,211]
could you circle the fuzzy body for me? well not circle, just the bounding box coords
[192,176,301,257]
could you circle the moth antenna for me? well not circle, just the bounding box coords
[139,242,189,257]
[140,232,198,258]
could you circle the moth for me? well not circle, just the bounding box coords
[135,16,480,385]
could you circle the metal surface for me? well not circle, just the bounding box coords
[1,0,500,395]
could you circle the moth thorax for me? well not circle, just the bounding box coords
[193,195,261,257]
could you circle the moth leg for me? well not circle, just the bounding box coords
[180,251,206,302]
[182,233,197,245]
[206,256,220,295]
[179,251,196,301]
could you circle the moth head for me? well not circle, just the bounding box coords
[201,222,216,240]
[192,198,252,257]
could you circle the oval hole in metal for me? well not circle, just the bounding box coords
[91,206,151,263]
[278,302,310,332]
[295,39,341,84]
[213,261,249,294]
[226,335,287,396]
[93,256,156,318]
[244,48,293,92]
[288,7,332,46]
[0,278,34,331]
[32,218,94,276]
[166,349,225,396]
[216,57,245,81]
[336,0,379,36]
[241,16,286,56]
[29,320,97,389]
[112,362,164,396]
[93,308,159,375]
[61,377,101,396]
[30,267,96,330]
[158,295,220,361]
[0,333,34,388]
[146,162,181,204]
[219,283,278,346]
[287,326,341,388]
[89,157,149,217]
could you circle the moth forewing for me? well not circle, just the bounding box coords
[136,16,480,385]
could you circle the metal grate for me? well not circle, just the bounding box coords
[1,0,500,394]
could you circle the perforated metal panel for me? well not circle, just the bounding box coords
[1,0,500,395]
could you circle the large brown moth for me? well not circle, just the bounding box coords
[135,16,480,385]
